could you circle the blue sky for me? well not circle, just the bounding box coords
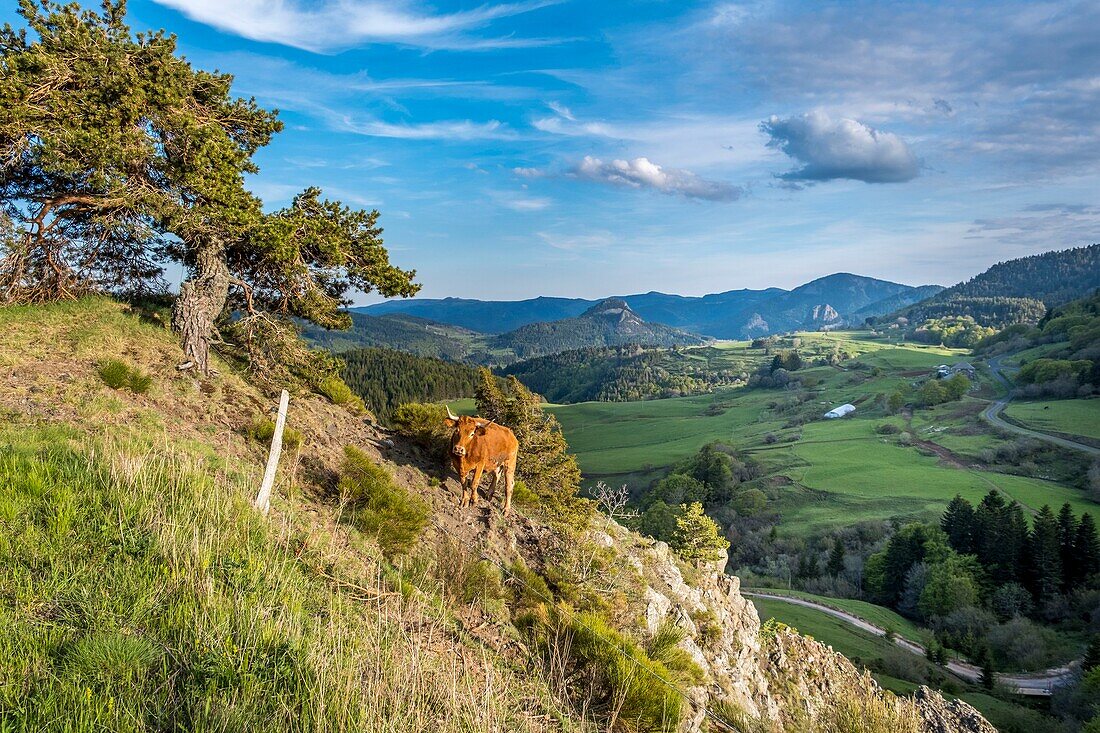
[8,1,1097,302]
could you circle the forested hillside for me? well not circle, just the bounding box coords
[300,312,478,360]
[891,245,1100,328]
[981,289,1100,398]
[501,345,749,403]
[340,347,486,420]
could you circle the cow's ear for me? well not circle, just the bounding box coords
[475,420,490,434]
[444,418,458,428]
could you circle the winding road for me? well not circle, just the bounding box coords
[744,591,1075,696]
[981,356,1100,458]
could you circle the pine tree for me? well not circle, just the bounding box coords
[473,370,583,521]
[976,646,996,690]
[1057,503,1080,589]
[1027,505,1063,601]
[1083,634,1100,673]
[672,502,730,563]
[941,495,976,554]
[827,539,846,577]
[1077,514,1100,581]
[0,1,418,373]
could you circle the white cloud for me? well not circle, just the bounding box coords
[547,101,575,120]
[572,156,742,201]
[330,116,514,141]
[761,111,919,184]
[151,0,561,52]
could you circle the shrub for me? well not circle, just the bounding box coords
[339,445,428,556]
[876,424,902,435]
[511,479,538,506]
[246,418,303,450]
[317,375,365,412]
[97,359,152,394]
[391,402,451,457]
[536,610,685,732]
[672,502,729,563]
[460,560,507,605]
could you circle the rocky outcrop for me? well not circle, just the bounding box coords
[610,524,997,733]
[808,303,841,325]
[913,686,998,733]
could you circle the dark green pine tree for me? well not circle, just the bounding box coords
[1083,634,1100,673]
[976,646,996,690]
[1027,505,1063,601]
[1057,503,1079,590]
[827,538,846,577]
[941,494,976,554]
[975,491,1026,585]
[1076,513,1100,582]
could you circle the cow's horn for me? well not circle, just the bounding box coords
[445,404,458,420]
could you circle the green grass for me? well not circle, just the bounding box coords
[550,388,787,476]
[745,589,926,644]
[1004,398,1100,441]
[750,597,913,667]
[0,422,576,733]
[768,419,1095,536]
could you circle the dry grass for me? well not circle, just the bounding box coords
[0,422,583,732]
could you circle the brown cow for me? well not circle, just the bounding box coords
[444,405,519,514]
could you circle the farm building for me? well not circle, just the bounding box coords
[824,404,856,419]
[936,362,977,379]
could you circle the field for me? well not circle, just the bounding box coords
[764,418,1094,536]
[1004,398,1100,441]
[548,331,1097,538]
[744,589,927,644]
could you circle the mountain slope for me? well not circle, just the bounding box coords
[492,298,708,358]
[935,244,1100,307]
[0,297,995,733]
[892,244,1100,327]
[358,274,938,339]
[300,311,481,360]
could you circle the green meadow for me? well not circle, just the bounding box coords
[1004,398,1100,441]
[547,333,1096,538]
[745,589,926,644]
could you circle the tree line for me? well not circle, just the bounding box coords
[500,345,746,403]
[339,347,487,422]
[862,491,1100,666]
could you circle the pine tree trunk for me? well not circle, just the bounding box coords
[172,242,229,375]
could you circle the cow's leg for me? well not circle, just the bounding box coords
[486,466,503,503]
[503,461,516,515]
[459,469,474,508]
[465,465,485,509]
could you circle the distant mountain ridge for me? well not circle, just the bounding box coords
[358,273,941,338]
[492,297,707,359]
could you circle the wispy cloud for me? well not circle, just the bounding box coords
[761,111,919,184]
[329,115,514,141]
[572,156,742,201]
[151,0,562,52]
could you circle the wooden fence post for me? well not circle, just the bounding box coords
[254,389,289,514]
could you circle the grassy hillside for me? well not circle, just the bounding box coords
[1004,399,1100,441]
[0,299,578,733]
[550,330,1095,538]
